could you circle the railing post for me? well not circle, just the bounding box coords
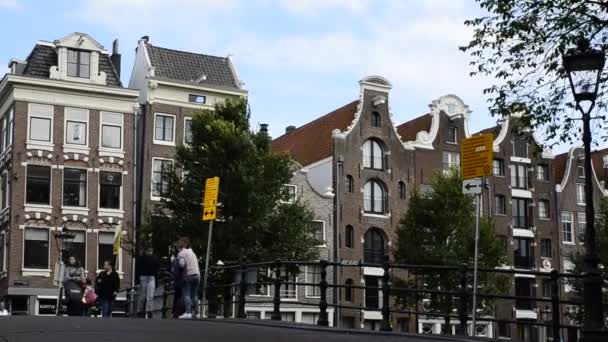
[237,261,247,319]
[550,270,561,342]
[457,264,468,336]
[317,260,329,326]
[380,256,392,331]
[270,261,282,321]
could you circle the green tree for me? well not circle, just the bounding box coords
[394,170,508,334]
[140,98,320,264]
[565,197,608,324]
[461,0,608,146]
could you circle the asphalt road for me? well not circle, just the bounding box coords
[0,316,477,342]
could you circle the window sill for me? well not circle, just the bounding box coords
[153,140,176,147]
[577,203,586,207]
[26,142,54,151]
[63,146,90,154]
[150,196,166,202]
[61,207,89,215]
[305,295,321,299]
[446,141,458,145]
[98,149,125,158]
[25,204,53,213]
[539,217,551,221]
[98,208,124,217]
[510,157,531,164]
[22,269,52,277]
[562,241,576,245]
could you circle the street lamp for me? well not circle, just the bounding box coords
[563,36,607,341]
[53,228,76,315]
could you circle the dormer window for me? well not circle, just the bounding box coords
[189,95,206,104]
[67,49,90,78]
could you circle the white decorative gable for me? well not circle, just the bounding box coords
[49,32,108,85]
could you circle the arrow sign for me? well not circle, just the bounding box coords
[462,178,482,195]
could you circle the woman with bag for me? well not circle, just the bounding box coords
[63,256,85,316]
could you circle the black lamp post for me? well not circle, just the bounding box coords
[563,36,606,340]
[53,227,76,315]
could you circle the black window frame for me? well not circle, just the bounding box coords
[540,239,552,258]
[493,159,505,176]
[364,180,387,214]
[515,278,533,310]
[67,49,90,79]
[364,228,386,264]
[344,278,354,302]
[364,276,381,310]
[26,165,51,205]
[510,163,529,189]
[398,181,406,199]
[513,237,533,269]
[345,175,354,193]
[495,195,506,215]
[371,112,381,127]
[154,114,175,142]
[24,227,49,269]
[345,225,354,248]
[152,159,174,198]
[188,94,206,104]
[184,118,193,145]
[512,198,529,228]
[363,139,385,170]
[99,171,122,210]
[513,138,528,158]
[446,126,458,144]
[63,168,87,207]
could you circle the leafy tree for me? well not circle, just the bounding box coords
[461,0,608,147]
[140,98,320,264]
[394,170,508,334]
[564,197,608,324]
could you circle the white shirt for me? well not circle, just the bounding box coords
[178,248,200,276]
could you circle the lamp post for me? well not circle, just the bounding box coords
[53,227,76,315]
[563,36,606,340]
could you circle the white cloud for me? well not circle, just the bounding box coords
[0,0,18,8]
[276,0,369,14]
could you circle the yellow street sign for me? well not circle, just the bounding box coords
[461,133,494,180]
[202,177,220,221]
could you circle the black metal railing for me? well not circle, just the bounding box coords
[118,259,608,340]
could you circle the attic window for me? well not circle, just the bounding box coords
[67,49,90,78]
[447,102,456,114]
[189,95,206,104]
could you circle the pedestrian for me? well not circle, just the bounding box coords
[170,245,185,318]
[81,278,97,316]
[136,247,159,318]
[95,260,120,318]
[63,256,85,316]
[0,301,9,316]
[177,237,200,319]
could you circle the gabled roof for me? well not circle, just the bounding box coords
[145,44,240,89]
[396,114,432,141]
[553,147,608,185]
[20,44,122,87]
[271,101,358,167]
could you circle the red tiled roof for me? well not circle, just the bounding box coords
[396,114,432,141]
[553,151,569,184]
[271,101,358,167]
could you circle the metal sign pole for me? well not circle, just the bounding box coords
[201,220,214,318]
[471,189,481,335]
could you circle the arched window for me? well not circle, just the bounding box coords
[364,180,386,214]
[364,228,386,264]
[345,278,354,302]
[398,181,406,199]
[345,175,354,193]
[345,225,354,248]
[362,139,384,170]
[371,112,381,127]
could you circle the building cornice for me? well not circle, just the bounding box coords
[148,77,248,96]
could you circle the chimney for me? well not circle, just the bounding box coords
[111,39,122,79]
[285,125,296,134]
[141,35,149,43]
[260,123,269,133]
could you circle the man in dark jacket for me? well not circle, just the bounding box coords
[95,260,120,317]
[136,248,159,318]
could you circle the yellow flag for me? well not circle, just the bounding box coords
[113,224,122,255]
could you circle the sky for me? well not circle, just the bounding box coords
[0,0,599,153]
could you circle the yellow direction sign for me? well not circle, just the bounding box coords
[461,133,494,180]
[202,177,220,221]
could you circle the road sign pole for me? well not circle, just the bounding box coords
[471,186,481,335]
[201,219,214,318]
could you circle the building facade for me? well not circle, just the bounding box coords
[0,33,139,315]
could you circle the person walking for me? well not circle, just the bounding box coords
[177,237,200,319]
[136,247,159,318]
[95,260,120,318]
[63,256,85,316]
[170,245,185,318]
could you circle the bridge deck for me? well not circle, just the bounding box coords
[0,316,478,342]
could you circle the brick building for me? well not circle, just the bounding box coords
[0,33,139,315]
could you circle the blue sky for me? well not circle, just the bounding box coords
[0,0,597,153]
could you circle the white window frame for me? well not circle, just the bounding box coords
[27,103,54,148]
[1,170,9,211]
[248,267,271,297]
[98,171,124,213]
[312,220,326,247]
[151,157,174,201]
[280,184,297,204]
[153,113,176,146]
[1,231,7,273]
[278,268,298,301]
[537,165,548,181]
[562,211,574,244]
[22,227,51,275]
[576,183,586,206]
[578,166,585,178]
[99,111,124,152]
[183,117,193,145]
[446,126,458,144]
[62,167,88,209]
[24,164,52,209]
[64,107,89,150]
[577,212,586,244]
[96,231,123,273]
[362,139,385,170]
[538,200,549,220]
[442,151,460,174]
[304,265,321,298]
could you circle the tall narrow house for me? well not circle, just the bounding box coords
[128,36,247,232]
[0,33,139,315]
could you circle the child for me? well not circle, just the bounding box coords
[82,278,97,316]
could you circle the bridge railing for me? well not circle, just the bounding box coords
[121,259,607,339]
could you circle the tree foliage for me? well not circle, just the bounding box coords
[462,0,608,146]
[140,98,320,264]
[394,170,508,332]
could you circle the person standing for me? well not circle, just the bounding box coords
[95,260,120,318]
[177,237,200,319]
[63,256,85,316]
[0,302,9,316]
[136,247,159,318]
[170,245,185,318]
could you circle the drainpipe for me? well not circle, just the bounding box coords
[131,105,139,288]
